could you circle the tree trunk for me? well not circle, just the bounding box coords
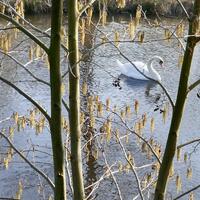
[49,0,66,200]
[68,0,85,199]
[154,1,200,199]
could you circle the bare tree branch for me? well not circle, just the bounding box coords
[176,0,190,20]
[78,0,97,18]
[0,13,49,53]
[0,76,51,122]
[173,184,200,200]
[187,79,200,93]
[116,134,144,200]
[177,137,200,149]
[0,50,50,86]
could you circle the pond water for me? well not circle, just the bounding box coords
[0,15,200,200]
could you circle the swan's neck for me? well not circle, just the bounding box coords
[147,58,156,74]
[147,58,161,81]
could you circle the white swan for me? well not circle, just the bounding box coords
[117,56,164,82]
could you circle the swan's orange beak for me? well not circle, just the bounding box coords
[159,60,164,68]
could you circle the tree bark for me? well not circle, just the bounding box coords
[49,0,66,200]
[154,1,200,199]
[68,0,85,199]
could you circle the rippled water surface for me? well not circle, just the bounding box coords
[0,15,200,199]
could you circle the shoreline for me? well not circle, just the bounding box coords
[19,1,193,17]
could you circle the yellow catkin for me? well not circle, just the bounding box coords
[87,7,93,26]
[125,131,129,143]
[80,112,85,125]
[134,122,139,134]
[186,167,192,179]
[116,0,126,8]
[176,175,182,193]
[106,98,110,111]
[101,9,107,26]
[61,83,65,96]
[129,20,135,40]
[13,112,19,124]
[114,31,120,47]
[60,26,66,42]
[184,152,188,163]
[106,120,112,142]
[82,82,87,96]
[16,180,23,199]
[3,158,9,169]
[94,148,99,160]
[138,31,145,43]
[141,142,147,153]
[90,114,95,128]
[135,5,142,27]
[120,110,125,119]
[9,127,14,138]
[125,105,131,117]
[189,192,194,200]
[150,118,155,133]
[127,151,134,165]
[21,117,26,129]
[169,163,174,177]
[147,173,152,183]
[30,110,35,128]
[142,113,147,127]
[97,101,103,117]
[80,18,85,45]
[134,100,139,114]
[35,45,40,58]
[0,4,5,14]
[45,56,50,69]
[177,148,181,161]
[176,23,184,38]
[178,55,184,68]
[29,46,33,61]
[118,161,123,172]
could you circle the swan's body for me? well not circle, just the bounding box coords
[117,56,163,82]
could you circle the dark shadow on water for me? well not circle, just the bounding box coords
[119,74,161,104]
[120,74,156,90]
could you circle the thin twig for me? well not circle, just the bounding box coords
[117,134,144,200]
[187,79,200,93]
[176,0,190,20]
[0,131,55,189]
[177,137,200,149]
[173,184,200,200]
[0,50,50,86]
[78,0,97,18]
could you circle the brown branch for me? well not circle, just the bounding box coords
[78,0,97,18]
[0,13,49,54]
[187,79,200,93]
[116,134,144,200]
[0,76,51,122]
[173,184,200,199]
[176,0,190,20]
[177,137,200,149]
[0,50,50,86]
[0,131,55,189]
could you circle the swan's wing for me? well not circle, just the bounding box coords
[122,61,149,80]
[132,61,148,73]
[117,60,128,75]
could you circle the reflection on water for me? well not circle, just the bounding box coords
[0,14,200,199]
